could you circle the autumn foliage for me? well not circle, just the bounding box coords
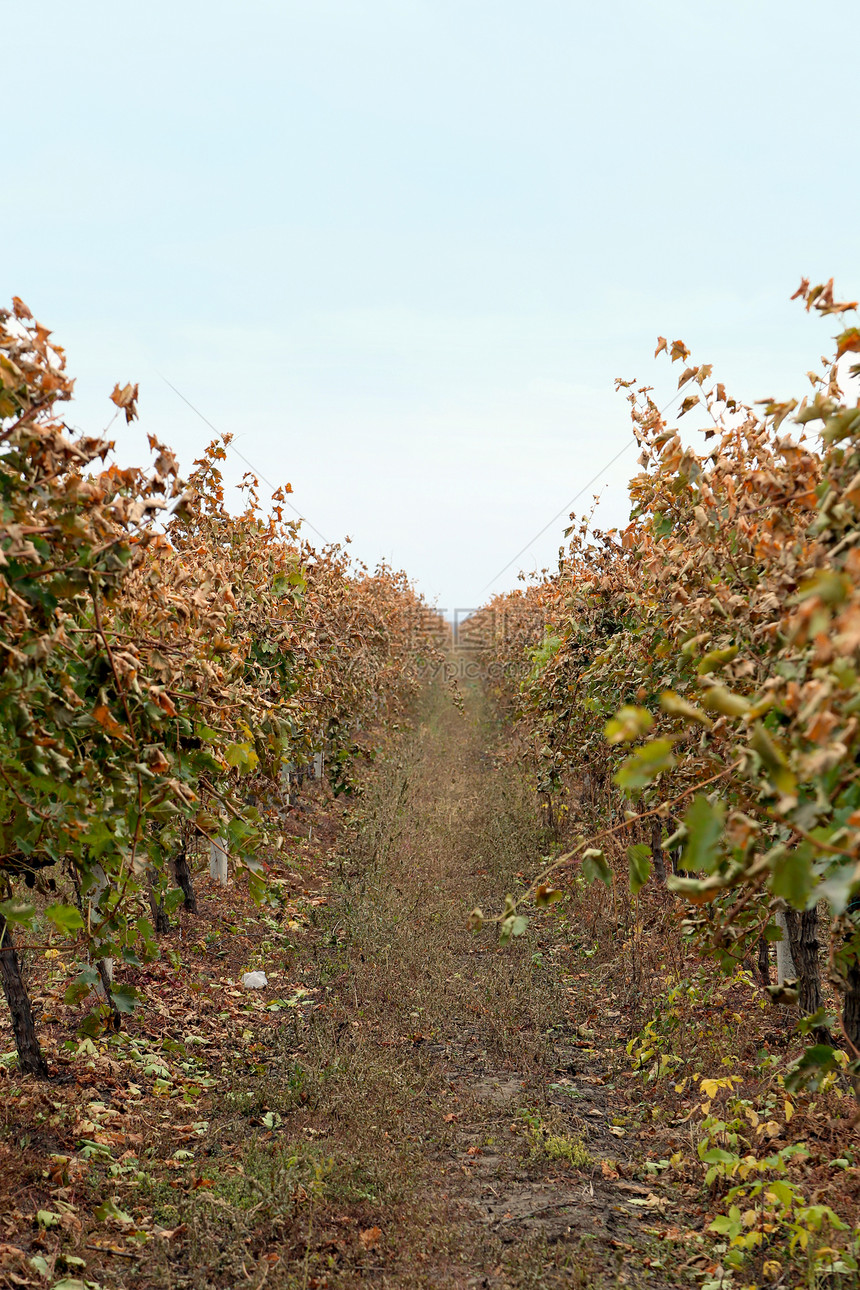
[473,281,860,1079]
[0,298,440,1074]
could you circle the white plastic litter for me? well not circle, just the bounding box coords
[241,971,268,990]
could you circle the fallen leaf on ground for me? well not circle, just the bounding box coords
[627,1193,672,1211]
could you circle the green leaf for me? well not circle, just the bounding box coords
[768,844,815,908]
[794,568,851,603]
[699,685,750,717]
[164,887,185,914]
[44,904,85,935]
[64,966,101,1006]
[700,1147,735,1164]
[815,864,857,916]
[696,645,739,675]
[614,739,676,792]
[784,1044,841,1092]
[767,1179,796,1209]
[94,1198,133,1224]
[667,874,720,903]
[659,690,712,728]
[36,1209,62,1227]
[247,868,269,906]
[225,742,259,773]
[604,706,653,745]
[750,722,797,796]
[226,816,258,849]
[511,915,529,937]
[681,796,725,874]
[0,898,36,928]
[581,849,612,888]
[627,843,651,895]
[110,985,140,1015]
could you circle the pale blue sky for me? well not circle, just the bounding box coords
[6,1,858,610]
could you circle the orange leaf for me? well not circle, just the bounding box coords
[110,381,139,423]
[93,704,129,742]
[836,328,860,359]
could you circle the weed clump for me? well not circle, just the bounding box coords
[542,1132,592,1167]
[520,1109,592,1168]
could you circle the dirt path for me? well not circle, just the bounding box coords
[180,684,684,1288]
[237,683,687,1290]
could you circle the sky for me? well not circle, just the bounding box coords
[5,0,859,614]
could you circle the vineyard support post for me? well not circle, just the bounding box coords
[0,913,49,1078]
[209,838,229,885]
[774,903,796,985]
